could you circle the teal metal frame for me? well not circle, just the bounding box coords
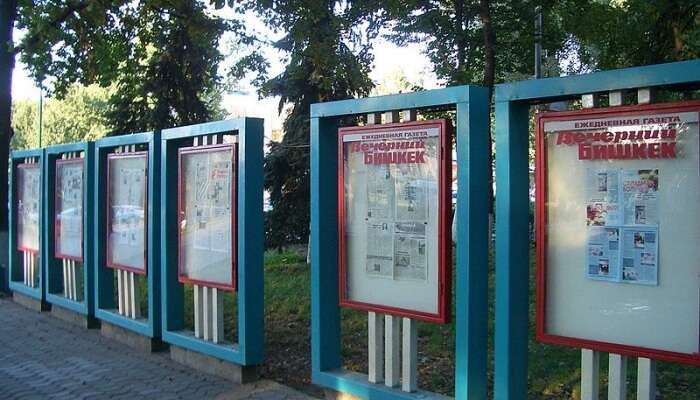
[94,132,161,337]
[160,118,264,365]
[8,148,45,301]
[44,142,95,317]
[310,86,490,399]
[493,59,700,400]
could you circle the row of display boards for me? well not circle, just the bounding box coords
[6,119,265,370]
[3,59,700,400]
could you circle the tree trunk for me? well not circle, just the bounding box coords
[0,0,16,289]
[479,0,496,215]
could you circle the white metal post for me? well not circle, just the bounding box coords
[212,288,224,344]
[608,353,627,400]
[384,314,401,388]
[117,268,125,315]
[401,317,417,392]
[203,286,213,341]
[194,284,203,338]
[367,311,385,383]
[637,358,657,400]
[123,269,132,316]
[581,348,600,400]
[129,271,140,319]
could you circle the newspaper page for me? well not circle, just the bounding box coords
[180,147,234,287]
[622,169,659,225]
[394,222,427,281]
[57,162,83,258]
[365,221,394,278]
[586,226,621,281]
[583,168,660,285]
[108,155,147,271]
[366,164,394,220]
[17,165,41,251]
[344,125,440,284]
[586,169,621,226]
[621,227,659,285]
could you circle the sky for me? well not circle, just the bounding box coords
[11,9,439,139]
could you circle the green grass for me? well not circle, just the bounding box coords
[179,248,700,399]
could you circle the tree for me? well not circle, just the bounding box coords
[14,1,229,134]
[0,0,234,283]
[239,0,382,249]
[0,1,16,258]
[556,0,700,72]
[105,1,229,133]
[385,1,565,214]
[11,84,112,150]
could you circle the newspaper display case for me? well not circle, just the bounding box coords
[535,101,700,366]
[160,118,263,369]
[17,163,41,254]
[177,143,237,291]
[43,142,95,319]
[338,120,452,323]
[94,133,162,342]
[9,148,45,302]
[106,151,149,275]
[55,158,85,261]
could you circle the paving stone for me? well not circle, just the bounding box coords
[0,298,316,399]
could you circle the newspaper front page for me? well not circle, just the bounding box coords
[108,155,147,271]
[179,146,235,287]
[17,165,41,251]
[344,126,439,284]
[56,161,84,258]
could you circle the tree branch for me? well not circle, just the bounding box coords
[12,0,90,55]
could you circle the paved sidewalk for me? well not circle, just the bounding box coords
[0,296,312,400]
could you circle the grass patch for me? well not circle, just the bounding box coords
[180,247,700,399]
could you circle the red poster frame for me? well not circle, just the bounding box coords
[54,157,84,262]
[337,119,452,324]
[106,151,149,275]
[177,143,238,291]
[16,162,40,253]
[535,100,700,366]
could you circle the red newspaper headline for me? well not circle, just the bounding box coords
[555,128,677,160]
[350,139,426,165]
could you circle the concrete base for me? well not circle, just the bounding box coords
[324,389,362,400]
[50,304,99,329]
[170,345,257,384]
[13,291,50,312]
[100,320,166,353]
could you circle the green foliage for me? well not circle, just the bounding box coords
[15,0,232,134]
[385,0,565,86]
[556,0,700,71]
[11,84,111,150]
[238,0,382,249]
[105,1,229,133]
